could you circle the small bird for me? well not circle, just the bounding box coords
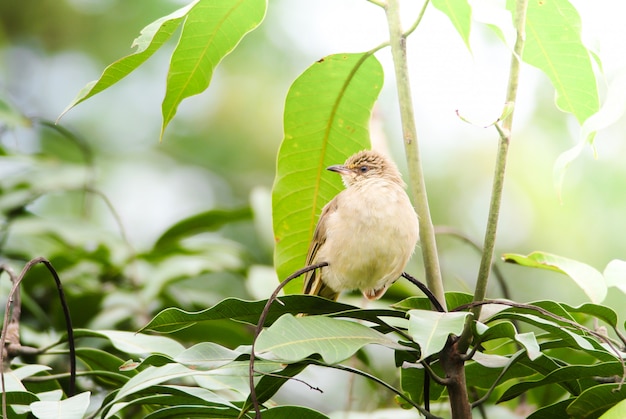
[302,149,419,301]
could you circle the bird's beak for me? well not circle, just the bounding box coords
[327,164,351,175]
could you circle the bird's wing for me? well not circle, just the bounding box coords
[302,196,339,301]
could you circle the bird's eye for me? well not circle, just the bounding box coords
[359,165,369,173]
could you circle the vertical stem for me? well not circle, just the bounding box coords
[460,0,529,352]
[385,0,446,310]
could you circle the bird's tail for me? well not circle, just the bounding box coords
[302,268,339,301]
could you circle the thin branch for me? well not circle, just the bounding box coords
[247,262,328,419]
[0,257,76,419]
[401,272,446,312]
[0,265,17,419]
[385,0,446,311]
[459,0,529,355]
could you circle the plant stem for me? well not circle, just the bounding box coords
[385,0,446,311]
[459,0,529,352]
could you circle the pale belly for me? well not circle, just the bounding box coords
[316,181,419,297]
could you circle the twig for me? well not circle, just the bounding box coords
[0,257,76,419]
[401,272,445,312]
[247,262,328,419]
[461,0,529,352]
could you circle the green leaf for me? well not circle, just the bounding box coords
[431,0,472,50]
[567,384,626,418]
[153,207,252,251]
[174,342,240,370]
[407,310,471,360]
[160,0,267,139]
[272,52,384,294]
[142,405,242,418]
[499,361,622,402]
[514,332,541,360]
[255,314,407,364]
[513,0,599,126]
[139,295,358,333]
[600,399,626,419]
[487,311,593,351]
[503,251,607,303]
[105,385,240,418]
[30,392,90,419]
[260,406,329,419]
[527,399,572,419]
[73,329,185,357]
[393,292,473,311]
[59,1,197,119]
[561,302,618,328]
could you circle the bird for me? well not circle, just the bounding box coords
[302,149,419,301]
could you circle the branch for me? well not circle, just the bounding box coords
[385,0,446,311]
[0,258,76,419]
[401,272,445,312]
[458,0,529,355]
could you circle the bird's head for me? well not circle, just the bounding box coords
[327,150,404,188]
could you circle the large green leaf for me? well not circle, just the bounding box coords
[407,310,471,360]
[431,0,472,50]
[139,295,358,333]
[160,0,267,139]
[59,1,198,119]
[503,252,607,303]
[272,53,383,294]
[255,314,407,364]
[512,0,599,126]
[567,384,626,418]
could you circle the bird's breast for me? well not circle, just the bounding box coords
[317,180,419,293]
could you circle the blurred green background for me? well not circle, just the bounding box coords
[2,0,626,309]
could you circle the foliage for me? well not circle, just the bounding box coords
[1,0,626,418]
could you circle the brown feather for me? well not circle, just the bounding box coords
[302,196,340,301]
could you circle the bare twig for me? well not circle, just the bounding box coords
[401,272,446,312]
[0,257,76,419]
